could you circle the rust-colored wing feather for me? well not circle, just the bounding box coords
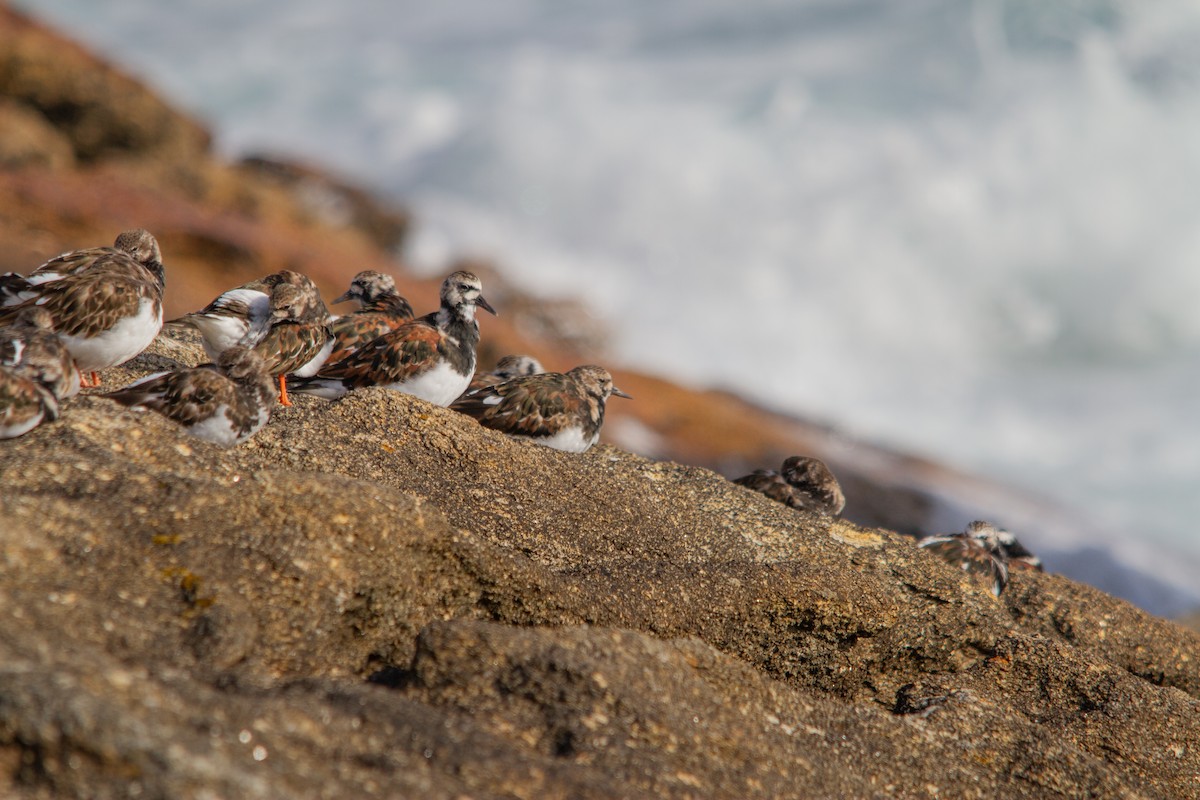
[317,316,443,387]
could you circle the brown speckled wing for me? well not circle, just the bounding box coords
[107,367,230,426]
[0,327,78,400]
[362,294,414,319]
[783,459,845,515]
[254,320,332,376]
[29,246,119,280]
[318,316,442,387]
[0,368,58,431]
[734,471,794,506]
[325,311,405,365]
[451,372,585,437]
[0,264,160,338]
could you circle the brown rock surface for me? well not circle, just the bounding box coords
[1,333,1199,798]
[3,11,1200,796]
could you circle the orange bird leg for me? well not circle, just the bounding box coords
[277,375,293,407]
[80,371,101,388]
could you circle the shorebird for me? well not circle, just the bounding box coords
[1,229,162,306]
[734,455,846,517]
[0,307,80,439]
[251,278,334,407]
[0,307,80,402]
[325,270,414,364]
[0,230,165,387]
[451,364,630,453]
[105,345,275,446]
[287,270,495,406]
[165,269,321,361]
[919,520,1010,597]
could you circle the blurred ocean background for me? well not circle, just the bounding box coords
[21,1,1200,609]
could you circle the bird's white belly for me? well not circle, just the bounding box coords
[519,425,596,453]
[60,299,162,371]
[186,404,240,447]
[387,361,470,406]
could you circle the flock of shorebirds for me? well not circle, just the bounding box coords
[0,229,1042,595]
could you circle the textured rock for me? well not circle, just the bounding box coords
[1,333,1198,798]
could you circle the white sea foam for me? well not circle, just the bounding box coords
[24,0,1200,608]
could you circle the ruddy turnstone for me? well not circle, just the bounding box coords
[0,367,60,439]
[251,278,335,406]
[733,456,846,517]
[104,345,275,446]
[0,229,165,386]
[918,520,1009,596]
[325,270,414,364]
[450,364,630,453]
[0,307,81,401]
[465,354,545,393]
[0,308,81,439]
[165,270,317,360]
[288,270,495,406]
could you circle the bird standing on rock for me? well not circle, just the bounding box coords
[918,520,1011,597]
[287,271,495,406]
[0,229,165,387]
[325,270,414,364]
[165,269,325,362]
[0,307,81,439]
[251,277,335,407]
[104,345,275,446]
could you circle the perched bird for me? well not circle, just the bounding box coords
[325,270,414,364]
[450,364,630,453]
[734,456,846,517]
[251,278,334,407]
[288,270,495,406]
[918,520,1010,597]
[104,346,275,447]
[0,368,60,440]
[0,306,80,401]
[165,270,316,361]
[0,307,80,439]
[0,230,165,386]
[465,354,545,394]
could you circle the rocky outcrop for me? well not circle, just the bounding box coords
[1,333,1198,798]
[2,10,1199,795]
